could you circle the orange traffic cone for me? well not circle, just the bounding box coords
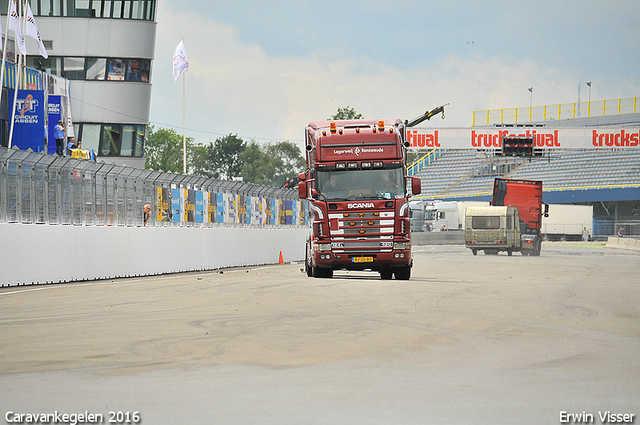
[278,251,284,265]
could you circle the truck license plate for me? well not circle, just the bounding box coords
[352,257,373,263]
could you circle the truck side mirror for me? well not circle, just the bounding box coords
[298,180,307,199]
[411,177,421,196]
[543,203,549,218]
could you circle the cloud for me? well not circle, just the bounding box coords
[150,1,640,151]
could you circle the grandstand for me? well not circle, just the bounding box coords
[417,148,640,202]
[410,102,640,237]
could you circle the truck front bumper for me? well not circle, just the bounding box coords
[312,250,412,271]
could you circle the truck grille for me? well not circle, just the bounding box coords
[328,211,395,253]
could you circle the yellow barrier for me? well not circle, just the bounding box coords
[473,96,639,126]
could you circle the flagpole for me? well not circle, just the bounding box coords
[0,1,13,106]
[183,68,186,174]
[8,0,24,149]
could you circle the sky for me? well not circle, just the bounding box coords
[149,0,640,151]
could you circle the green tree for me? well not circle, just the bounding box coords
[329,106,363,120]
[265,141,306,187]
[191,143,219,179]
[145,125,196,173]
[240,140,305,187]
[240,141,270,185]
[192,134,246,180]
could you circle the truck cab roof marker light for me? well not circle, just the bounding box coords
[330,122,337,133]
[378,120,385,132]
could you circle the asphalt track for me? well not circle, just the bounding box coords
[1,243,639,424]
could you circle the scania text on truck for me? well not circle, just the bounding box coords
[465,178,548,256]
[298,106,445,279]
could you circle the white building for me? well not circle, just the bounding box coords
[3,0,157,169]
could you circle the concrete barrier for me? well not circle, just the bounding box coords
[0,223,308,287]
[412,231,465,245]
[605,236,640,252]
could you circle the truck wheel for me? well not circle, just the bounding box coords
[314,267,333,278]
[394,266,411,280]
[305,249,313,277]
[533,240,541,256]
[471,249,477,256]
[507,249,513,256]
[380,270,393,280]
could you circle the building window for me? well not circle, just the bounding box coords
[77,123,145,158]
[63,57,85,80]
[20,0,157,20]
[29,56,151,82]
[26,56,62,75]
[86,58,107,80]
[78,123,101,153]
[107,58,126,81]
[102,124,121,156]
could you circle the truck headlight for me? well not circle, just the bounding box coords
[393,242,409,250]
[316,243,332,252]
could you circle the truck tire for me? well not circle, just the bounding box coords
[471,249,477,255]
[313,267,333,278]
[533,239,542,256]
[507,249,513,256]
[305,243,313,277]
[394,266,411,280]
[380,270,393,280]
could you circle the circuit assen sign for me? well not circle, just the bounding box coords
[406,128,640,149]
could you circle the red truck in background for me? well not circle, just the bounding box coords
[297,106,445,279]
[465,178,549,256]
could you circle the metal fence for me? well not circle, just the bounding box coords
[0,147,306,227]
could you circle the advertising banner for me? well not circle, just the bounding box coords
[246,196,252,225]
[171,188,181,223]
[47,95,63,155]
[184,189,196,223]
[206,192,216,224]
[223,193,236,224]
[10,89,46,152]
[195,190,204,224]
[216,193,224,223]
[406,127,640,150]
[156,187,172,222]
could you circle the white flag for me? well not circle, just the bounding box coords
[9,0,26,55]
[172,40,189,81]
[25,3,48,58]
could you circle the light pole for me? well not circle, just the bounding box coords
[528,87,533,121]
[586,81,592,116]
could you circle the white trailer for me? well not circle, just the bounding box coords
[541,204,593,241]
[424,200,489,231]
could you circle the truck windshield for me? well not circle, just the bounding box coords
[472,216,501,229]
[317,168,405,201]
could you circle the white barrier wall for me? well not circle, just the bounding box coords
[0,224,308,287]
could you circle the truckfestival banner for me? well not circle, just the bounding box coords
[406,127,640,149]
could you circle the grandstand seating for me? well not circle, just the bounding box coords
[414,149,640,200]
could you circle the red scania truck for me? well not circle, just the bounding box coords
[297,107,444,279]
